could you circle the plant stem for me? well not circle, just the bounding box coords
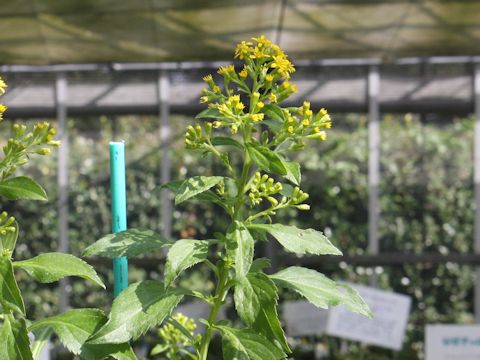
[198,263,229,360]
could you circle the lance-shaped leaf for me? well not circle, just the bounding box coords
[217,325,286,360]
[270,267,373,318]
[211,136,243,149]
[29,309,107,355]
[226,221,254,278]
[80,343,137,360]
[29,309,135,360]
[83,229,171,258]
[165,239,211,286]
[195,107,224,119]
[0,256,25,314]
[87,281,184,344]
[14,253,105,288]
[234,272,290,353]
[261,104,285,122]
[175,176,224,205]
[161,180,226,209]
[0,176,47,201]
[0,315,32,360]
[246,143,287,176]
[282,161,301,186]
[248,224,342,256]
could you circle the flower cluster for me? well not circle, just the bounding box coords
[189,36,332,150]
[248,172,283,207]
[184,123,211,149]
[0,77,60,180]
[154,313,200,358]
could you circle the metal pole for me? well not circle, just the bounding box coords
[56,73,69,311]
[474,64,480,323]
[158,70,172,239]
[368,65,380,287]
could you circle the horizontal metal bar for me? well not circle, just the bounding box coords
[2,55,480,73]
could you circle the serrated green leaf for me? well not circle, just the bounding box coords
[0,176,47,201]
[248,224,342,256]
[29,309,107,355]
[246,143,287,176]
[218,326,286,360]
[80,343,137,360]
[195,107,224,119]
[0,256,25,314]
[0,315,32,360]
[31,327,53,360]
[175,176,223,205]
[234,272,290,353]
[212,136,243,149]
[270,267,372,318]
[0,220,18,253]
[282,161,301,186]
[87,281,184,344]
[165,239,211,285]
[83,229,171,258]
[226,221,254,278]
[14,253,105,288]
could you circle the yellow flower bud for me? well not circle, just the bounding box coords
[256,101,265,109]
[269,94,277,103]
[302,119,310,126]
[287,126,294,133]
[265,74,274,82]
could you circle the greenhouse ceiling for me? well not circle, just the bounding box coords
[1,0,480,65]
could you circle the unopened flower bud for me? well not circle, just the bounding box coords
[296,204,310,210]
[36,148,51,155]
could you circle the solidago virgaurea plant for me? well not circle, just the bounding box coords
[0,77,138,360]
[83,36,372,359]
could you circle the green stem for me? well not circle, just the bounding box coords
[198,263,229,360]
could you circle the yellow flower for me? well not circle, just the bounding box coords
[199,96,209,103]
[0,78,7,95]
[265,74,274,82]
[269,94,277,103]
[213,86,221,94]
[236,102,245,111]
[251,114,264,122]
[213,121,221,128]
[302,119,310,126]
[253,35,272,48]
[218,65,235,76]
[270,55,295,78]
[324,121,332,129]
[0,104,7,113]
[256,101,265,109]
[318,131,327,140]
[235,41,253,60]
[239,68,248,78]
[287,126,294,133]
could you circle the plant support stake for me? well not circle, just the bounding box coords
[110,141,128,297]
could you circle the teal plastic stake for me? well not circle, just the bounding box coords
[110,141,128,297]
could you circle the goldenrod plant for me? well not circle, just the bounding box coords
[0,77,136,359]
[84,36,372,359]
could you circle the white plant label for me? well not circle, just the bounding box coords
[283,300,329,336]
[425,325,480,360]
[326,284,411,350]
